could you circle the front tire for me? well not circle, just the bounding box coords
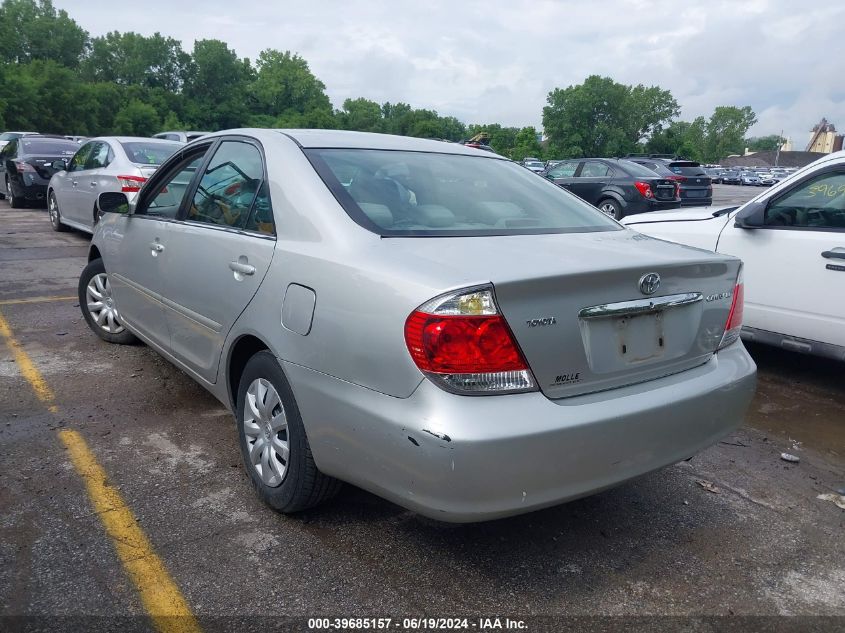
[78,258,137,344]
[598,198,624,220]
[48,192,67,232]
[236,351,341,513]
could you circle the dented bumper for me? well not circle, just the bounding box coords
[284,342,756,522]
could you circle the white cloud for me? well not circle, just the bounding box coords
[54,0,845,143]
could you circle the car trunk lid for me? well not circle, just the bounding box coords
[389,230,740,399]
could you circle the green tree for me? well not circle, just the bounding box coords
[113,99,160,136]
[510,126,544,161]
[465,123,520,156]
[645,117,706,161]
[183,39,252,130]
[249,50,332,126]
[82,31,190,91]
[745,134,783,153]
[338,97,384,132]
[0,0,88,68]
[704,106,757,162]
[542,75,679,158]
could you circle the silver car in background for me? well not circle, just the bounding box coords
[81,129,756,522]
[47,137,182,233]
[154,130,211,143]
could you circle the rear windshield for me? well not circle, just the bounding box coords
[618,160,661,178]
[667,162,707,176]
[306,149,621,237]
[120,142,182,165]
[20,139,79,155]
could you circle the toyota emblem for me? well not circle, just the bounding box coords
[639,273,661,295]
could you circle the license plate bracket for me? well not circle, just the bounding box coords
[615,312,666,362]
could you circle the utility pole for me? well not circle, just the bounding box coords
[774,129,783,167]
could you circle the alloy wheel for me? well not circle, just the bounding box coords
[243,378,289,488]
[49,194,60,228]
[599,202,617,217]
[85,273,125,334]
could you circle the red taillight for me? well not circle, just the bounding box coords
[669,175,687,182]
[674,183,681,198]
[719,267,744,350]
[405,312,527,374]
[634,181,654,198]
[404,287,536,394]
[117,175,147,192]
[14,161,35,172]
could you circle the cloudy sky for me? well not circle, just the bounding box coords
[54,0,845,146]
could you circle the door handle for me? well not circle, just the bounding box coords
[229,261,256,276]
[149,242,165,256]
[821,249,845,260]
[89,181,97,187]
[71,181,77,187]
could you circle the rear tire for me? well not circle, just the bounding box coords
[236,351,341,513]
[48,192,67,232]
[598,198,624,220]
[7,177,24,208]
[78,258,138,345]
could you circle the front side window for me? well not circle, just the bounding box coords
[143,155,204,219]
[121,142,181,166]
[765,170,845,229]
[189,141,264,229]
[307,149,620,236]
[85,142,110,169]
[68,143,94,172]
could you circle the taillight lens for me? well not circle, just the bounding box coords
[669,175,687,182]
[404,286,537,394]
[634,181,654,198]
[718,266,744,350]
[117,175,147,192]
[14,161,35,172]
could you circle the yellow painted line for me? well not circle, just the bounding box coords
[0,309,202,633]
[0,310,58,413]
[59,429,202,633]
[0,294,76,306]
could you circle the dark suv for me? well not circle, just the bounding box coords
[541,158,680,219]
[625,157,712,206]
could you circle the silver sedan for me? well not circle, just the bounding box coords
[80,129,757,522]
[47,137,182,233]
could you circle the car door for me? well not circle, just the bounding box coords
[545,160,580,192]
[568,161,613,205]
[60,141,96,224]
[104,145,212,350]
[160,137,276,383]
[76,141,111,229]
[718,166,845,349]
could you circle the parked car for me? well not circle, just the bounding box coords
[64,135,89,144]
[622,150,845,361]
[721,170,742,185]
[522,159,546,173]
[740,172,761,186]
[153,130,211,143]
[0,135,80,208]
[758,173,784,186]
[626,157,712,206]
[47,137,183,233]
[542,158,680,219]
[79,129,755,522]
[707,168,724,184]
[0,131,38,151]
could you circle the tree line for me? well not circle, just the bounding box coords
[0,0,765,163]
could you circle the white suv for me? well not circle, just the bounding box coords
[623,151,845,361]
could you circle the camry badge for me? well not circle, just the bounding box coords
[639,273,661,295]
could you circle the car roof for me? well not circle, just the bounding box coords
[91,136,184,144]
[274,129,507,158]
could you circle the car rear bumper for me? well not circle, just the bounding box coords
[11,175,49,202]
[286,342,757,522]
[623,198,681,215]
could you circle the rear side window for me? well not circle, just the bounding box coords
[618,160,660,178]
[307,149,620,236]
[579,161,612,177]
[189,141,265,229]
[120,142,182,165]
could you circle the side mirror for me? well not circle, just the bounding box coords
[733,199,765,229]
[52,159,67,171]
[98,191,131,215]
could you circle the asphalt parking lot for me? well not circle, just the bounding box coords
[1,185,844,629]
